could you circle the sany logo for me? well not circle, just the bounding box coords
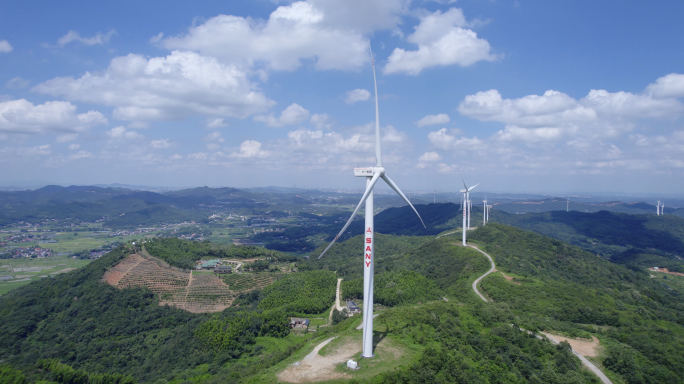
[366,227,372,233]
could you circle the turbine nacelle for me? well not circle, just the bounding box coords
[354,167,385,177]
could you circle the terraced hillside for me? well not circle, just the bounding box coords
[102,252,277,313]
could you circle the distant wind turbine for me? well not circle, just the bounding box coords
[458,174,479,245]
[482,196,488,226]
[657,201,661,215]
[317,46,425,359]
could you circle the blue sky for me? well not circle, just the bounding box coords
[1,0,683,194]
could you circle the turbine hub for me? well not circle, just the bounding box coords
[354,167,385,177]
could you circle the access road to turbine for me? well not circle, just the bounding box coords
[467,242,612,384]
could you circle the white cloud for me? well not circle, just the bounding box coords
[151,139,173,149]
[69,150,92,159]
[206,118,228,128]
[310,113,332,129]
[0,99,107,134]
[204,131,225,150]
[418,151,441,162]
[416,113,449,127]
[33,51,275,121]
[56,133,78,143]
[254,103,310,127]
[160,1,380,72]
[5,77,30,89]
[0,40,12,53]
[107,126,142,140]
[57,30,116,47]
[384,8,497,75]
[170,154,183,160]
[646,73,684,99]
[18,145,51,156]
[428,128,485,150]
[345,89,371,104]
[493,125,562,143]
[230,140,269,159]
[458,82,684,142]
[68,143,81,150]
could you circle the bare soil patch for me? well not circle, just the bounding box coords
[496,270,521,285]
[278,335,398,383]
[541,332,601,357]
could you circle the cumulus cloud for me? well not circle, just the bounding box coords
[33,51,275,121]
[418,151,441,162]
[160,1,379,71]
[416,113,449,127]
[107,126,142,140]
[310,113,332,129]
[206,118,228,128]
[428,128,485,150]
[345,89,371,104]
[230,140,269,159]
[69,150,92,159]
[384,8,497,75]
[5,77,30,89]
[458,83,684,142]
[0,40,12,53]
[646,73,684,99]
[151,139,173,149]
[204,131,225,150]
[68,143,81,150]
[0,99,107,134]
[57,30,116,47]
[254,103,310,127]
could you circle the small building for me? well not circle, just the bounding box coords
[200,259,221,269]
[289,318,309,329]
[347,301,360,315]
[214,265,232,274]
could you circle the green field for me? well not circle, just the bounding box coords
[0,255,93,295]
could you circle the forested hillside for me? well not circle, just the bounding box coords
[0,243,323,383]
[491,210,684,271]
[470,224,684,383]
[143,238,297,270]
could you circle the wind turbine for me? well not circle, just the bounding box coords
[657,201,661,215]
[317,46,425,359]
[458,175,479,245]
[482,196,488,226]
[661,201,665,215]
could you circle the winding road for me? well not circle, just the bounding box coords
[467,242,612,384]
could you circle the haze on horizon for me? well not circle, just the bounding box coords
[1,0,683,195]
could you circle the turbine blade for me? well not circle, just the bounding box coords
[468,183,480,192]
[457,169,468,191]
[318,172,382,259]
[369,45,382,167]
[381,174,426,229]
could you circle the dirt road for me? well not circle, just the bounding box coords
[469,243,612,384]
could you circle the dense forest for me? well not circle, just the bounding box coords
[491,210,684,272]
[470,224,684,383]
[341,270,441,306]
[4,216,684,383]
[0,244,322,383]
[143,238,297,270]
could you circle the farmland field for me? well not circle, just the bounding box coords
[0,255,93,295]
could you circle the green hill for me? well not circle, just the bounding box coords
[3,224,684,383]
[491,209,684,272]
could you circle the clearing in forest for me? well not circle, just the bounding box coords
[277,330,413,383]
[102,253,277,313]
[541,332,602,357]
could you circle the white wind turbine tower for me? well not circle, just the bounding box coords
[482,196,488,226]
[317,47,425,359]
[657,201,661,215]
[459,175,479,245]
